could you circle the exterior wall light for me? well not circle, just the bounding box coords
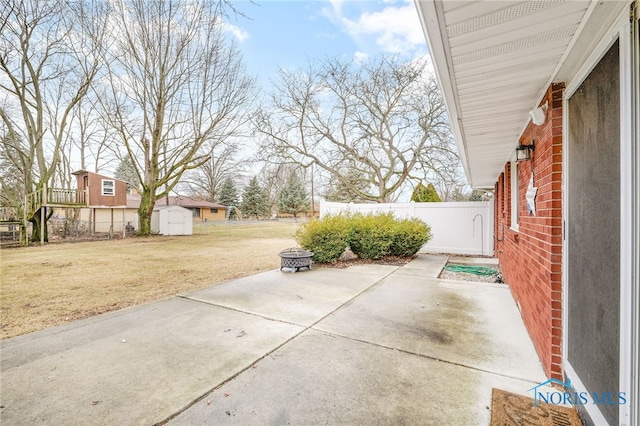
[516,140,535,161]
[529,101,548,125]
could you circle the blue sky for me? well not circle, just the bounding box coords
[224,0,428,86]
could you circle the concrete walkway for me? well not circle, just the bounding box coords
[0,255,547,425]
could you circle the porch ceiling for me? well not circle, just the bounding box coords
[415,0,624,189]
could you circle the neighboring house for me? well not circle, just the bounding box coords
[127,194,227,222]
[162,196,226,222]
[416,1,638,425]
[31,171,227,239]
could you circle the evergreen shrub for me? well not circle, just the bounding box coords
[390,218,433,257]
[295,214,350,263]
[295,212,432,263]
[347,212,396,259]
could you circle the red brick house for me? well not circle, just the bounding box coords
[417,1,638,424]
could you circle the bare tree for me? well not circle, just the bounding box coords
[99,0,254,235]
[66,97,115,173]
[0,0,108,242]
[432,165,469,202]
[0,129,25,220]
[53,96,113,190]
[252,56,460,203]
[180,140,244,203]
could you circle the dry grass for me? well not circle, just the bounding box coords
[0,221,299,339]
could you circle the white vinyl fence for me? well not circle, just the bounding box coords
[320,200,494,256]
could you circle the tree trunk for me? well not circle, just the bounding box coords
[28,207,50,243]
[137,190,156,236]
[20,222,30,246]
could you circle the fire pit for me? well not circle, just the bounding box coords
[279,248,313,273]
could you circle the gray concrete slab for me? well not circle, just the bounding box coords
[401,254,449,277]
[169,330,540,426]
[1,254,547,426]
[183,266,398,326]
[314,269,546,383]
[1,297,304,425]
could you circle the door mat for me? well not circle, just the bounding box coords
[491,388,583,425]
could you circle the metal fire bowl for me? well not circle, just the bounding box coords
[279,248,313,273]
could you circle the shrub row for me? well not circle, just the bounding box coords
[295,212,432,263]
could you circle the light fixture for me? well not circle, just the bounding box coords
[529,101,548,125]
[516,140,535,161]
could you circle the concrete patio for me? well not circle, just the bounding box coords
[0,254,547,425]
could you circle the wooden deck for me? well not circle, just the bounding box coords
[26,186,88,214]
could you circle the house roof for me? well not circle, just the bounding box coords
[415,0,627,188]
[126,194,226,210]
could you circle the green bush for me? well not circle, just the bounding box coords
[389,218,432,257]
[295,212,432,263]
[347,212,396,259]
[295,214,350,263]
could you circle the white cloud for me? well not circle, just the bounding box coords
[334,1,425,56]
[354,51,369,64]
[327,0,345,16]
[222,21,249,42]
[320,0,344,26]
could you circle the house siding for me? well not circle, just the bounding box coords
[75,171,127,207]
[195,207,226,222]
[494,83,564,380]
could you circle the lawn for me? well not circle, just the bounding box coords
[0,221,300,339]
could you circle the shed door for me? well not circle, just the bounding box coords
[566,40,620,425]
[168,210,185,235]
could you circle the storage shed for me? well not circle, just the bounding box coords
[151,205,193,236]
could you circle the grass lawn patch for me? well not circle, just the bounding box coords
[0,221,298,339]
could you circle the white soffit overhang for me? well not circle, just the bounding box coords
[415,0,627,189]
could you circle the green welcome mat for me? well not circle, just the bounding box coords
[491,388,583,425]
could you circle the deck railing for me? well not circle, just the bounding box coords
[25,186,88,218]
[23,185,89,246]
[47,187,87,205]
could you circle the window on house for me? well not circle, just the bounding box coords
[101,179,115,196]
[192,208,200,217]
[210,208,218,213]
[510,161,519,230]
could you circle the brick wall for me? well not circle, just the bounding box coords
[494,83,564,379]
[200,207,227,222]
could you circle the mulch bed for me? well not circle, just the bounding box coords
[315,256,413,269]
[313,248,414,269]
